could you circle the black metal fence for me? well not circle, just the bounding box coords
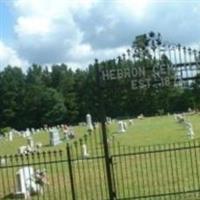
[1,129,200,200]
[111,140,200,200]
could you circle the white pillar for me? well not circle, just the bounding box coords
[82,144,89,158]
[86,114,93,131]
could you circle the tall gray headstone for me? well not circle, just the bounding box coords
[49,128,61,146]
[118,121,125,133]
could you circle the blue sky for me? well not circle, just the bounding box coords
[0,1,16,43]
[0,0,200,71]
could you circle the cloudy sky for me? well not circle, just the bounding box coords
[0,0,200,71]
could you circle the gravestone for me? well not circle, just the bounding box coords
[82,144,89,158]
[31,128,35,135]
[86,114,93,131]
[63,126,68,140]
[18,146,26,154]
[118,121,125,133]
[185,122,195,139]
[128,119,134,125]
[36,129,40,133]
[137,114,144,120]
[36,142,42,149]
[8,131,13,141]
[49,128,61,146]
[15,167,35,199]
[27,137,34,148]
[106,117,112,124]
[18,146,31,155]
[174,114,185,123]
[68,127,75,139]
[24,128,31,137]
[123,121,128,130]
[0,158,6,166]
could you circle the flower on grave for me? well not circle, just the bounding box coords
[35,169,49,186]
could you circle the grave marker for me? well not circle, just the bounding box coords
[82,144,89,158]
[8,131,13,141]
[15,167,35,199]
[118,121,125,133]
[27,137,34,148]
[185,122,195,139]
[86,114,93,131]
[49,128,61,146]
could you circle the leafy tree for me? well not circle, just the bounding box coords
[0,66,25,129]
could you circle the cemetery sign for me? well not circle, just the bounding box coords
[99,32,200,89]
[101,64,176,89]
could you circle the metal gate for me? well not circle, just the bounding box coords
[96,32,200,200]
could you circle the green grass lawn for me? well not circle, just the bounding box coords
[0,113,200,200]
[1,113,200,156]
[108,113,200,147]
[0,125,89,156]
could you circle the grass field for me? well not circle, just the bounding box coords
[108,113,200,146]
[0,113,200,156]
[0,113,200,199]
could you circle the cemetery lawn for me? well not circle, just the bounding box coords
[109,114,200,147]
[0,126,88,156]
[0,114,200,156]
[1,114,200,200]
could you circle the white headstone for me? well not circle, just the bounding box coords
[137,114,144,120]
[25,129,31,137]
[82,144,89,158]
[128,119,133,125]
[86,114,93,131]
[8,131,13,141]
[49,128,61,146]
[15,167,36,199]
[0,158,6,166]
[36,142,42,149]
[118,121,125,133]
[18,146,27,154]
[31,128,35,134]
[27,137,34,148]
[185,122,195,139]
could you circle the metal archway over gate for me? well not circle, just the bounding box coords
[96,32,200,200]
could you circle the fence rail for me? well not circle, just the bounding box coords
[1,136,200,199]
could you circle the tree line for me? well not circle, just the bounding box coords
[0,34,200,130]
[0,62,199,130]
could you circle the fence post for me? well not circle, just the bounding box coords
[95,59,116,200]
[66,144,76,200]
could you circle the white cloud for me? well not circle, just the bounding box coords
[0,40,28,70]
[13,0,95,65]
[1,0,199,70]
[12,0,136,67]
[64,45,128,70]
[115,0,151,20]
[16,16,52,36]
[68,43,93,61]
